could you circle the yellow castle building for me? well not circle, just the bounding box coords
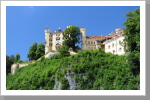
[44,25,125,55]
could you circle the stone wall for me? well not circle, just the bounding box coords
[11,51,77,75]
[11,63,29,74]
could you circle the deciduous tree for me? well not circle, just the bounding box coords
[63,26,81,52]
[123,8,140,75]
[36,43,45,59]
[15,53,20,63]
[27,42,45,61]
[27,42,38,61]
[6,55,15,75]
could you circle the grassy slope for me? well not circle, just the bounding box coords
[6,49,140,90]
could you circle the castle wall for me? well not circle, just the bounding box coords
[11,63,30,75]
[85,39,97,50]
[11,51,77,75]
[52,32,64,51]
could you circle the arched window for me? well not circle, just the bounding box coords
[49,43,52,46]
[56,37,60,40]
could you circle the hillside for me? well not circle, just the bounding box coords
[6,49,140,90]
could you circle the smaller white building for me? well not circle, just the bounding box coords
[104,28,125,55]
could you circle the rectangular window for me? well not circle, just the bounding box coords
[49,43,52,46]
[50,35,52,37]
[88,41,90,44]
[119,48,122,52]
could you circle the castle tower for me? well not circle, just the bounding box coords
[80,28,86,50]
[44,29,52,54]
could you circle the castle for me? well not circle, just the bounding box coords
[11,25,125,75]
[44,25,125,55]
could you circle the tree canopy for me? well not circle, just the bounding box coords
[62,26,81,52]
[27,42,38,61]
[6,53,24,75]
[36,43,45,59]
[27,42,45,61]
[123,8,140,53]
[123,8,140,75]
[15,53,20,63]
[6,55,15,75]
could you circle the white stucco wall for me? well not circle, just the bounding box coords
[104,36,125,55]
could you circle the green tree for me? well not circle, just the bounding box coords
[15,53,20,63]
[6,55,15,75]
[27,42,38,61]
[36,43,45,59]
[27,42,45,61]
[123,8,140,75]
[63,26,81,52]
[123,8,140,52]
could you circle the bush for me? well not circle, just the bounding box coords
[61,77,69,90]
[58,45,70,57]
[6,49,140,90]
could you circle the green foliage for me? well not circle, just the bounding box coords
[6,55,15,75]
[36,43,45,59]
[58,45,70,57]
[15,53,20,63]
[6,54,25,75]
[123,8,140,75]
[123,8,140,53]
[27,42,38,61]
[63,26,81,52]
[27,42,45,61]
[61,77,69,90]
[7,49,140,90]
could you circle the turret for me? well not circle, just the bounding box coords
[80,28,86,50]
[44,29,51,54]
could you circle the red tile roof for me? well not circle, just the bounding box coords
[86,35,105,40]
[86,30,124,41]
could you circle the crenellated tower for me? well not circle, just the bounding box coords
[44,29,52,54]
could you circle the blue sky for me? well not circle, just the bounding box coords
[6,6,140,61]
